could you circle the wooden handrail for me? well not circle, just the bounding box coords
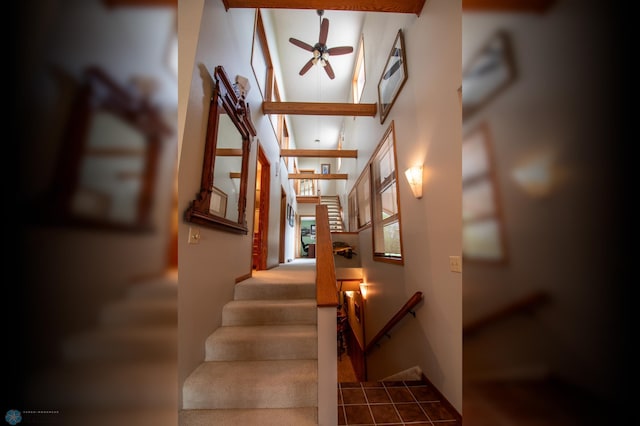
[365,291,423,353]
[463,290,550,336]
[315,204,339,308]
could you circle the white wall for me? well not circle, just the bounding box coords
[462,0,625,403]
[178,0,296,403]
[341,0,462,411]
[17,0,179,410]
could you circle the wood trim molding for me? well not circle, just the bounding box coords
[289,173,348,180]
[103,0,176,6]
[280,149,357,158]
[296,196,321,204]
[216,148,243,156]
[316,204,339,307]
[223,0,427,15]
[462,0,556,13]
[263,101,376,117]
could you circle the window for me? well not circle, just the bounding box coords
[348,188,358,231]
[356,166,371,229]
[351,34,366,104]
[462,123,507,262]
[337,128,344,172]
[297,169,316,196]
[371,122,403,262]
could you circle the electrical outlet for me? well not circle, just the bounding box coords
[449,256,462,273]
[188,227,200,244]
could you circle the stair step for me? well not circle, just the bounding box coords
[205,325,317,361]
[99,299,177,327]
[222,299,316,326]
[126,273,177,300]
[179,407,317,425]
[182,359,317,409]
[26,361,177,408]
[233,282,315,301]
[60,408,177,426]
[61,326,177,363]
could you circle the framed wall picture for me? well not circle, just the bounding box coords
[287,203,295,227]
[378,29,408,124]
[462,30,516,121]
[321,163,330,175]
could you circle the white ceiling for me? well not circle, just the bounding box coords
[264,8,365,151]
[36,0,177,110]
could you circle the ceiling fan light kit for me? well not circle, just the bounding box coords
[289,9,354,79]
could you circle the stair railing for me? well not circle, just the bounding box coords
[315,204,339,425]
[463,290,550,336]
[364,291,423,353]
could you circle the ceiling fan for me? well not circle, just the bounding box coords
[288,10,354,80]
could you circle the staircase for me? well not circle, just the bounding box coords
[179,263,319,425]
[25,271,178,426]
[321,195,344,232]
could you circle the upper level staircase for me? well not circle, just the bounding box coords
[320,195,344,232]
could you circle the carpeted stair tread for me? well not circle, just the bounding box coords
[205,325,317,361]
[126,275,178,300]
[179,407,317,425]
[61,326,177,362]
[221,299,316,326]
[26,361,177,408]
[182,359,317,409]
[99,299,177,327]
[58,407,178,426]
[233,281,315,300]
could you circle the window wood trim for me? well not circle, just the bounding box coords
[462,122,508,263]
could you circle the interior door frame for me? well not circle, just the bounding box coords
[254,145,270,270]
[279,186,286,264]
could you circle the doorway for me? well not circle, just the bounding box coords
[279,187,286,264]
[299,216,316,258]
[252,146,270,270]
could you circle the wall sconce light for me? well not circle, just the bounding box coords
[359,283,369,299]
[404,165,423,199]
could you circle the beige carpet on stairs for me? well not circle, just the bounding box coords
[180,260,319,425]
[24,270,178,426]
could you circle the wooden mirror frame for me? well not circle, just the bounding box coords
[35,66,171,232]
[184,65,256,234]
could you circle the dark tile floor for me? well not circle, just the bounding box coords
[338,380,461,426]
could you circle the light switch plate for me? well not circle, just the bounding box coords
[449,256,462,273]
[188,227,200,244]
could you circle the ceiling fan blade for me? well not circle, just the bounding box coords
[289,37,314,52]
[299,58,315,76]
[327,46,353,56]
[319,18,329,45]
[324,61,335,79]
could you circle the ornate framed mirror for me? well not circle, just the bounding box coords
[184,65,256,234]
[34,66,171,232]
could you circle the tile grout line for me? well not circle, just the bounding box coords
[381,381,406,425]
[403,380,435,425]
[361,382,378,425]
[339,383,349,426]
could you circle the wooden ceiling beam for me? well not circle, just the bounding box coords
[263,101,376,117]
[289,173,348,180]
[222,0,427,15]
[462,0,556,13]
[280,149,357,158]
[103,0,176,7]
